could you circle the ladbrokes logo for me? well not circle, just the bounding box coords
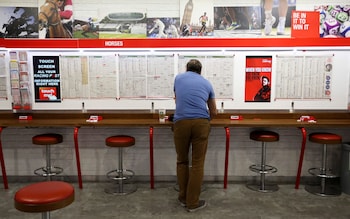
[262,59,272,64]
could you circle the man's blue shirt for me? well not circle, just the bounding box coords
[173,71,215,122]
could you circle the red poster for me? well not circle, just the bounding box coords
[245,56,272,102]
[291,11,319,38]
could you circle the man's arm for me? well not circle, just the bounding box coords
[207,98,217,118]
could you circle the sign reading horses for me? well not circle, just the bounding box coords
[33,56,61,102]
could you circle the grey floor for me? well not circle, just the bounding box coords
[2,181,350,219]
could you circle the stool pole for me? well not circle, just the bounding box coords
[46,145,51,181]
[118,147,124,193]
[42,211,50,219]
[261,142,266,191]
[321,143,327,194]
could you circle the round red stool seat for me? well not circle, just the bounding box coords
[309,133,342,144]
[250,130,279,142]
[14,181,74,213]
[106,135,135,147]
[32,134,63,145]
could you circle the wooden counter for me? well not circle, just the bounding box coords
[0,111,350,127]
[0,111,349,190]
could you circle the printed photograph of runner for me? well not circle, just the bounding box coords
[213,6,262,38]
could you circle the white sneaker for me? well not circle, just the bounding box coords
[264,16,276,35]
[277,21,286,35]
[277,28,285,35]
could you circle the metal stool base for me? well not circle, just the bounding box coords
[34,166,63,177]
[249,164,278,174]
[305,184,341,197]
[246,183,279,193]
[248,138,279,193]
[106,169,134,180]
[308,168,338,179]
[305,141,341,197]
[106,169,135,195]
[105,183,137,195]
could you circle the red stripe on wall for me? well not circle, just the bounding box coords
[0,38,349,49]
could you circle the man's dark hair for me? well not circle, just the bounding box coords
[186,59,202,74]
[262,76,270,82]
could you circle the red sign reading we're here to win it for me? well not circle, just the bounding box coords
[291,11,320,38]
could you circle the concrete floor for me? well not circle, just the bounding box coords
[2,181,350,219]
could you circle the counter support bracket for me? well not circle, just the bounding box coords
[0,127,8,189]
[74,127,83,189]
[295,127,307,189]
[150,126,154,189]
[224,127,230,189]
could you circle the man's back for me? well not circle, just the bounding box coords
[173,71,214,122]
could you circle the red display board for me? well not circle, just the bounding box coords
[291,11,320,38]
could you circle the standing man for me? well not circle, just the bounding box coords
[173,59,217,212]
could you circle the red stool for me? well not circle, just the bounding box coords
[305,132,342,196]
[14,181,74,219]
[247,130,279,192]
[105,135,137,195]
[32,133,63,180]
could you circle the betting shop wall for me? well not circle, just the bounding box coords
[0,49,347,111]
[0,0,349,111]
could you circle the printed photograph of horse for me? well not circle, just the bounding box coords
[0,7,38,38]
[73,17,99,38]
[38,0,73,38]
[74,12,147,39]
